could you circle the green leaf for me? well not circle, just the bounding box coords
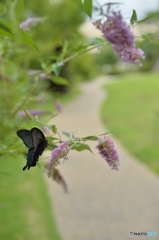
[62,40,70,53]
[21,30,39,51]
[130,9,137,25]
[83,0,92,18]
[47,143,57,151]
[0,22,38,50]
[88,38,104,46]
[13,0,24,22]
[62,131,71,138]
[51,125,57,134]
[70,0,82,8]
[0,22,13,36]
[52,62,63,76]
[0,28,14,38]
[98,132,109,137]
[73,137,81,141]
[70,0,92,17]
[41,62,52,73]
[47,136,58,141]
[83,135,98,141]
[51,76,69,86]
[138,12,159,24]
[47,124,57,133]
[72,143,92,153]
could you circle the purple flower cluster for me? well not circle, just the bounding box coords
[96,135,119,170]
[47,141,71,177]
[20,17,42,31]
[93,11,145,65]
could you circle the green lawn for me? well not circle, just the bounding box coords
[0,154,61,240]
[101,73,159,174]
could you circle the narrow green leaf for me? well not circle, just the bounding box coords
[83,0,92,17]
[138,12,159,24]
[41,62,52,73]
[0,21,14,38]
[13,0,24,21]
[0,22,13,35]
[62,40,70,53]
[46,136,59,142]
[72,143,92,153]
[0,28,14,38]
[98,132,109,137]
[88,38,104,46]
[51,125,57,134]
[21,30,39,51]
[70,0,92,17]
[51,76,69,86]
[83,136,98,141]
[130,9,137,25]
[62,131,71,138]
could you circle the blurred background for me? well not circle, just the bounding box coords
[0,0,159,239]
[99,0,159,19]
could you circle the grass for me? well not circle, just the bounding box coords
[0,154,62,240]
[101,72,159,174]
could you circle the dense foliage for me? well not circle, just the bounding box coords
[0,0,97,159]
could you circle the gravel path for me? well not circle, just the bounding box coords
[44,76,159,240]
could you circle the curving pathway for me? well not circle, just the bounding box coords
[44,76,159,240]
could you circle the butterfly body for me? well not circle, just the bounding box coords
[17,127,48,171]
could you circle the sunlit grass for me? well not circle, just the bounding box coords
[101,73,159,174]
[0,155,61,240]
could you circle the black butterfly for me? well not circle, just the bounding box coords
[17,127,48,171]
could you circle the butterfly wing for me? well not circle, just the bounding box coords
[23,148,37,171]
[17,129,33,149]
[35,142,47,158]
[31,127,48,150]
[17,127,48,171]
[23,142,47,171]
